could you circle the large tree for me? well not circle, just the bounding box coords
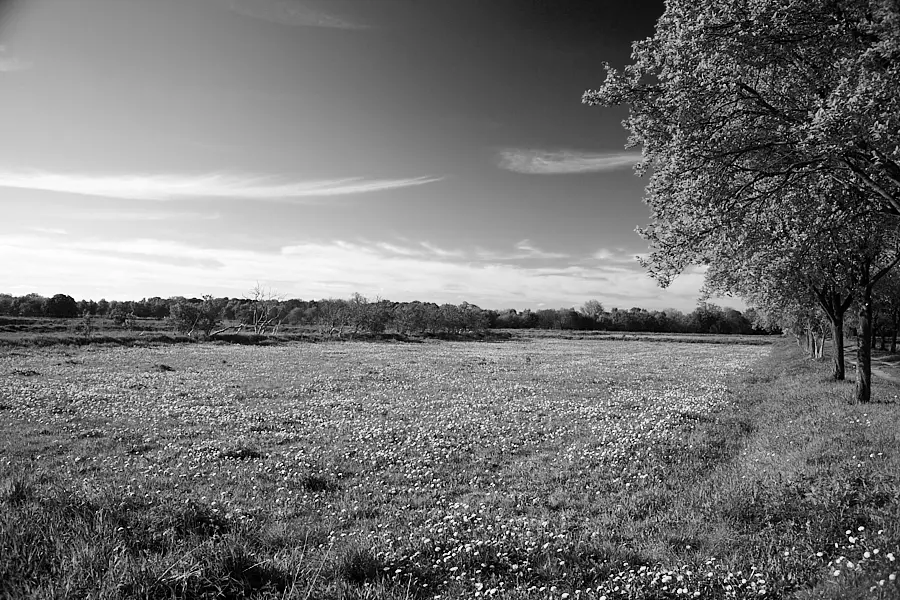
[584,0,900,400]
[45,294,78,318]
[584,0,900,226]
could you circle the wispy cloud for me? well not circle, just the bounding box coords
[28,227,67,235]
[419,242,464,258]
[347,239,568,263]
[513,239,569,259]
[65,210,222,222]
[593,247,641,264]
[470,241,570,262]
[209,0,367,30]
[497,148,642,175]
[0,170,443,201]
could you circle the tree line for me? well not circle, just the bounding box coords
[0,291,779,336]
[584,0,900,401]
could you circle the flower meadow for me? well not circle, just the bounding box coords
[1,338,897,599]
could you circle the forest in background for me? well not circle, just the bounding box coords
[0,290,776,337]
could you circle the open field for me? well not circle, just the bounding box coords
[0,317,776,348]
[1,338,898,599]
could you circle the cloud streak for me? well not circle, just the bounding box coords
[497,148,642,175]
[0,170,443,201]
[209,0,368,30]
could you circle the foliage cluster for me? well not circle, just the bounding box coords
[584,0,900,401]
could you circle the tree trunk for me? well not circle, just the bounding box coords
[856,294,873,404]
[881,332,887,351]
[892,323,898,354]
[831,314,846,380]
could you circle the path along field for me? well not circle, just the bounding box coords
[0,339,897,599]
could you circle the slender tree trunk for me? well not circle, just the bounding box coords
[892,319,898,354]
[831,313,846,380]
[881,332,887,351]
[856,293,873,404]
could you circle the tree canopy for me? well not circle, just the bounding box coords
[584,0,900,400]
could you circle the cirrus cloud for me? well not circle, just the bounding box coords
[0,169,444,201]
[202,0,368,30]
[497,148,642,175]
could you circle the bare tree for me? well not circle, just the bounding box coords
[239,283,286,335]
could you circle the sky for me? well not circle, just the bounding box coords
[0,0,725,311]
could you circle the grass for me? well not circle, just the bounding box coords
[0,337,897,598]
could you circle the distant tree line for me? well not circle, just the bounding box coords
[0,292,778,336]
[492,302,773,335]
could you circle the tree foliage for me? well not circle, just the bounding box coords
[168,296,225,337]
[584,0,900,400]
[45,294,78,318]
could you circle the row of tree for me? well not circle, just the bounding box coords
[585,0,900,402]
[0,294,170,321]
[494,302,771,334]
[0,291,777,336]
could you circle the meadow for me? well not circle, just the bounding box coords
[1,338,898,599]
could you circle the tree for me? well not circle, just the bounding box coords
[0,294,13,316]
[368,298,395,334]
[317,298,350,336]
[14,294,46,317]
[584,0,900,229]
[580,300,605,325]
[584,0,900,400]
[458,302,489,333]
[168,295,224,337]
[394,302,425,335]
[236,284,285,335]
[44,294,78,318]
[348,292,370,335]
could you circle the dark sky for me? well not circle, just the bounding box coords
[0,0,718,310]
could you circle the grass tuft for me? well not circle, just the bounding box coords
[340,544,382,585]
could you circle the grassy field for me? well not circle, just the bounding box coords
[0,337,897,599]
